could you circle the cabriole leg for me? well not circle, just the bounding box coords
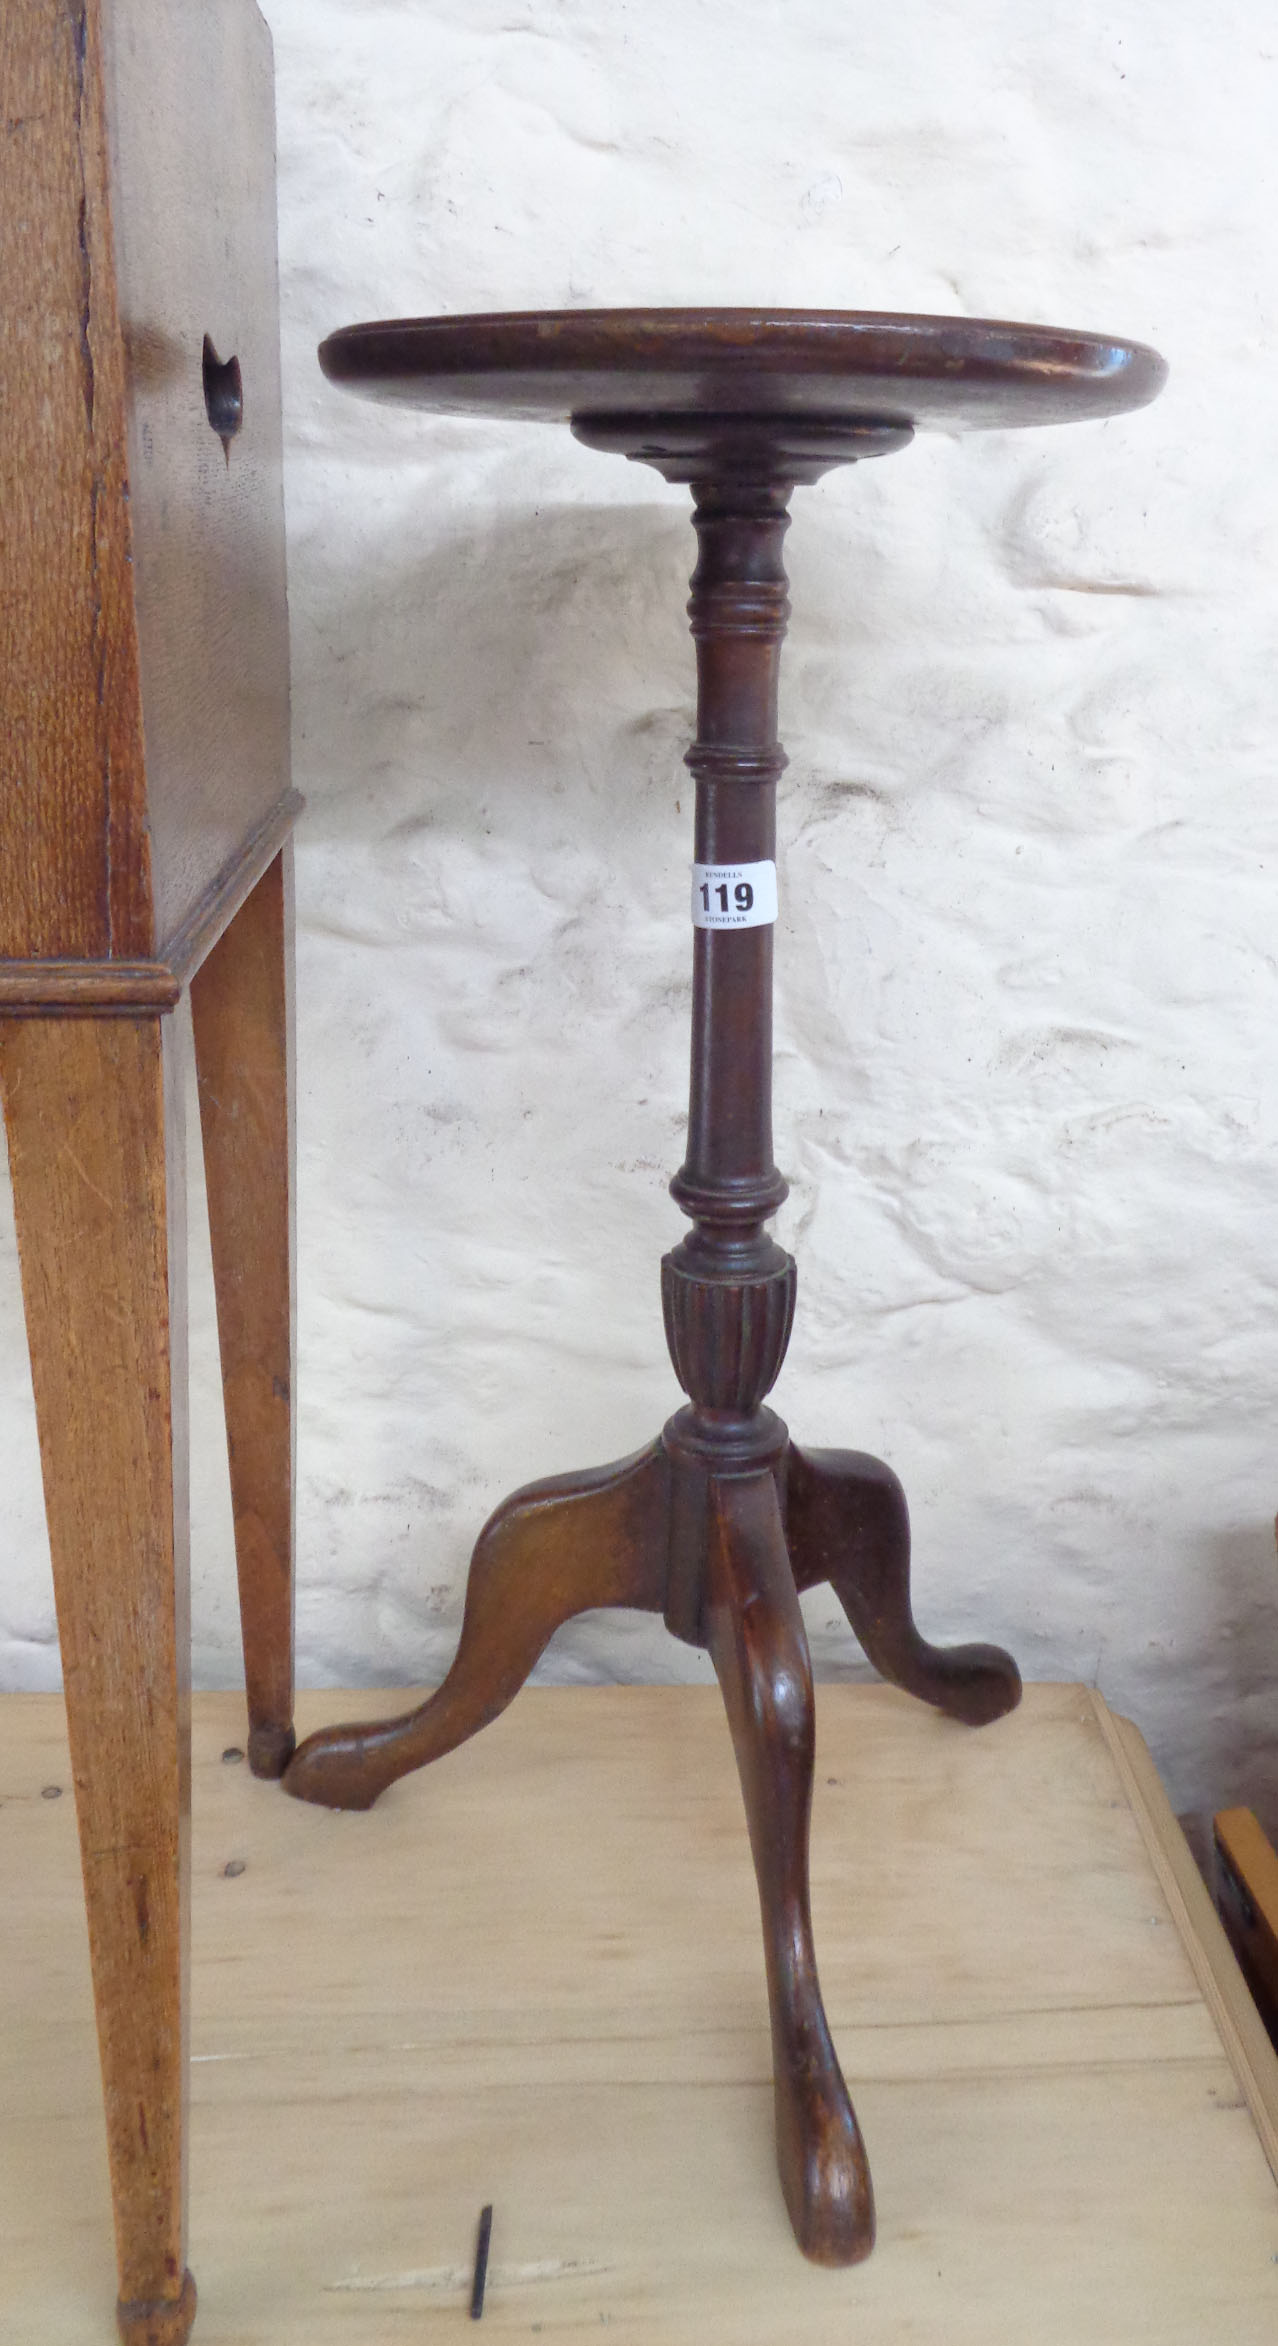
[284,1441,671,1810]
[787,1443,1021,1727]
[704,1468,875,2264]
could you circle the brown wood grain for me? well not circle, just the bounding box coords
[0,787,304,1013]
[318,306,1168,431]
[704,1471,874,2265]
[191,846,297,1779]
[285,1443,670,1811]
[0,0,148,957]
[0,0,291,972]
[0,1014,194,2344]
[787,1443,1021,1724]
[279,374,1049,2265]
[2,5,293,2333]
[101,0,292,952]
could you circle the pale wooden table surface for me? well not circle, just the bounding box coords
[4,1683,1277,2342]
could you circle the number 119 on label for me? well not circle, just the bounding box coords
[691,859,778,931]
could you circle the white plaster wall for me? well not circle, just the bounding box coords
[3,0,1277,1826]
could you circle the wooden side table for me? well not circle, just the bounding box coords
[1,5,295,2338]
[283,310,1166,2264]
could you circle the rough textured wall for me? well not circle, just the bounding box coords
[2,0,1276,1826]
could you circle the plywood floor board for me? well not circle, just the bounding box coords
[3,1684,1277,2342]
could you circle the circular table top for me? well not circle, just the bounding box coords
[318,308,1166,433]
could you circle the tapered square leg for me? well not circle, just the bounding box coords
[191,846,296,1779]
[0,1016,195,2346]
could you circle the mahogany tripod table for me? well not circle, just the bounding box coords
[285,310,1166,2266]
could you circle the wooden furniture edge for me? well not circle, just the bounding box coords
[1087,1689,1278,2183]
[0,0,153,960]
[1214,1805,1278,2034]
[0,789,302,1014]
[1216,1806,1278,1933]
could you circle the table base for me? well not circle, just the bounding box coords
[285,1414,1019,2262]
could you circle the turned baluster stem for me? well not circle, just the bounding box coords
[673,480,791,1233]
[661,476,799,1465]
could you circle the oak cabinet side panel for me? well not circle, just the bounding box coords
[101,0,292,954]
[0,0,147,958]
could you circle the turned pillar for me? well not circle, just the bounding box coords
[659,470,798,1636]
